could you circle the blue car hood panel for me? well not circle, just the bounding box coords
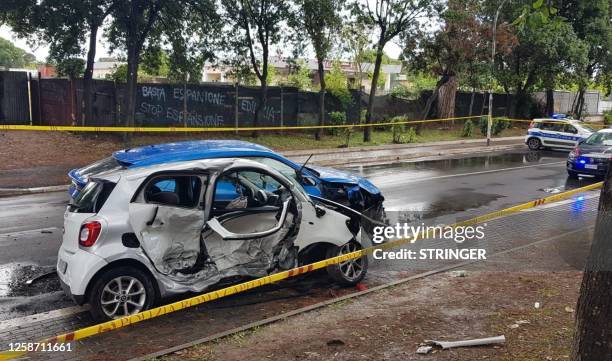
[113,140,273,165]
[307,165,381,195]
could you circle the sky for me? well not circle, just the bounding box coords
[0,24,403,63]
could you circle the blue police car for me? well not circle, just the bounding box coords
[68,140,384,215]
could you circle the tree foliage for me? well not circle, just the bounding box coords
[351,0,436,141]
[325,61,353,108]
[221,0,291,133]
[285,59,312,90]
[0,37,36,69]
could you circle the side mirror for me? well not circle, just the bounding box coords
[206,199,291,240]
[302,176,317,187]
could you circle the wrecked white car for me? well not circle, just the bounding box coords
[57,158,368,321]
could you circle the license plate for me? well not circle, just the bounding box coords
[585,164,597,170]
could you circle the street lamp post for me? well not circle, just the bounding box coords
[487,0,509,146]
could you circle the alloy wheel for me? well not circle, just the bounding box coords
[338,243,365,282]
[100,276,147,319]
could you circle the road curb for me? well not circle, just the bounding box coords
[0,184,69,198]
[302,144,524,167]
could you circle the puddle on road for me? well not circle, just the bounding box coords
[386,191,505,222]
[346,150,565,177]
[0,263,60,297]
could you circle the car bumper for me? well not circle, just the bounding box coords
[567,159,609,177]
[57,246,108,305]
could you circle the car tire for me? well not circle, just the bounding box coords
[527,137,541,150]
[88,266,156,322]
[325,241,368,286]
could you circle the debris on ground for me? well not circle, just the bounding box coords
[416,345,433,354]
[508,320,530,329]
[449,270,467,278]
[355,283,368,291]
[425,335,506,350]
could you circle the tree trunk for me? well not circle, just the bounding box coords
[253,80,267,138]
[82,24,99,126]
[421,74,451,121]
[436,74,457,122]
[125,44,140,129]
[545,88,554,116]
[574,88,585,119]
[468,89,476,117]
[316,59,325,141]
[571,163,612,360]
[364,40,385,142]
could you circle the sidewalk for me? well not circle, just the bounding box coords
[0,136,524,191]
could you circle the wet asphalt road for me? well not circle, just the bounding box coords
[0,148,595,318]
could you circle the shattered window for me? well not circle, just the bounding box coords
[213,170,288,211]
[145,175,203,208]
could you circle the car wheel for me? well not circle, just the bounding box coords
[325,241,368,286]
[89,266,156,322]
[527,137,541,150]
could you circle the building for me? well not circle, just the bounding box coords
[92,58,123,79]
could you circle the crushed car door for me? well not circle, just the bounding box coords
[203,168,300,277]
[129,173,206,275]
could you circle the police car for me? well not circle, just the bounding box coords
[525,116,595,151]
[567,129,612,178]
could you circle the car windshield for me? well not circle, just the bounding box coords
[246,157,308,196]
[583,132,612,146]
[577,123,596,132]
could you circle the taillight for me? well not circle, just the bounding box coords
[79,221,101,247]
[529,121,535,128]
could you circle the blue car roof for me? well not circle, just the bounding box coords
[112,140,292,168]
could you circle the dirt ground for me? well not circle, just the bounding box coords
[158,270,581,361]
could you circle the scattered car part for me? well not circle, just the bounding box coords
[426,335,506,349]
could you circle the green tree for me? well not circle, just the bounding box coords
[559,0,611,118]
[341,20,372,90]
[221,0,291,136]
[55,57,85,79]
[351,0,436,142]
[1,0,116,124]
[325,61,352,108]
[406,0,516,120]
[493,0,587,118]
[105,0,219,128]
[292,0,344,139]
[285,59,312,90]
[0,37,35,69]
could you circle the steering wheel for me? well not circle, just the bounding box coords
[253,189,269,206]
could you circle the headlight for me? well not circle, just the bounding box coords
[568,151,576,160]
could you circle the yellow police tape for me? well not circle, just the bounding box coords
[0,115,606,133]
[0,180,604,360]
[0,115,481,133]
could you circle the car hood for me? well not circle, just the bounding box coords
[306,165,381,195]
[578,144,612,156]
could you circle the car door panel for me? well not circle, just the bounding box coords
[129,203,205,275]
